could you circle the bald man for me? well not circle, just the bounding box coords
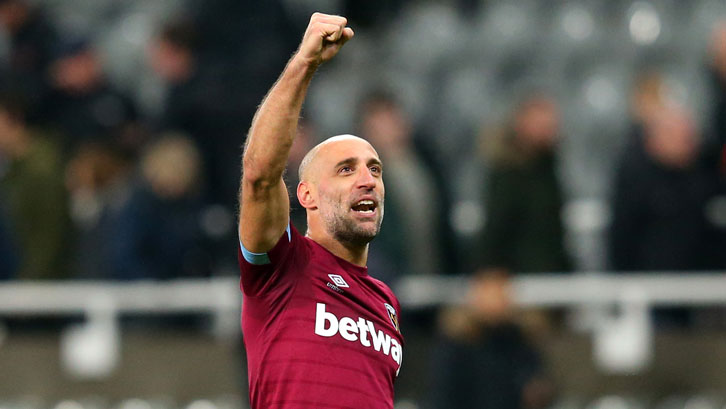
[238,13,403,409]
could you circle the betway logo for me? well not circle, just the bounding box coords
[314,303,402,373]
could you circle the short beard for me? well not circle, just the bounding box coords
[323,202,383,248]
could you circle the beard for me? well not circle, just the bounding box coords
[321,196,384,248]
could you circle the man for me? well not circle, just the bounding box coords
[238,13,403,409]
[0,92,68,279]
[0,0,57,117]
[43,39,139,153]
[478,93,570,274]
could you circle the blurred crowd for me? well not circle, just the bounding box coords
[0,0,723,282]
[2,0,726,408]
[0,0,302,280]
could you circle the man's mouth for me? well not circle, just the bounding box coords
[351,199,377,214]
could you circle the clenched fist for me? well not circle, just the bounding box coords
[296,13,354,68]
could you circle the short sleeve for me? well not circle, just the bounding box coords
[238,223,309,297]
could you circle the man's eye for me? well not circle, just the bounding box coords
[370,166,381,174]
[339,166,352,173]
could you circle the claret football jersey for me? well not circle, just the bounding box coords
[238,223,404,409]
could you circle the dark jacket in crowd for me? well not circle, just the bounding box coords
[609,145,722,271]
[40,82,138,152]
[1,7,57,119]
[157,66,246,206]
[111,183,212,280]
[429,321,546,409]
[480,148,570,273]
[0,136,69,279]
[0,193,19,279]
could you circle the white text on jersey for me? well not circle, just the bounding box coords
[314,303,402,373]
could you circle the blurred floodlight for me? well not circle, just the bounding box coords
[54,401,84,409]
[594,287,653,373]
[629,2,661,45]
[562,199,610,233]
[61,297,119,379]
[210,395,245,409]
[491,4,528,39]
[588,396,631,409]
[394,400,419,409]
[705,195,726,228]
[444,66,493,119]
[186,400,217,409]
[562,7,595,41]
[118,399,152,409]
[121,13,153,46]
[585,76,618,115]
[389,3,461,72]
[451,200,484,236]
[201,205,233,239]
[684,396,719,409]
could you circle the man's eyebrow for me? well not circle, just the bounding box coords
[334,157,357,168]
[333,157,384,169]
[367,158,383,168]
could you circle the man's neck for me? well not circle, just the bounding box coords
[307,231,368,267]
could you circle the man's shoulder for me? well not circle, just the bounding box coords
[366,275,400,307]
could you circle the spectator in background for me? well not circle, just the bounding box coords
[630,71,668,145]
[478,94,570,274]
[148,18,244,209]
[609,104,723,272]
[65,143,132,279]
[705,22,726,268]
[112,133,212,280]
[41,39,140,154]
[708,20,726,164]
[358,90,452,282]
[428,269,554,409]
[0,0,57,118]
[0,92,69,279]
[66,134,212,280]
[0,194,18,279]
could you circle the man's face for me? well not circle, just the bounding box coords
[306,137,385,247]
[515,98,560,150]
[51,51,100,94]
[148,39,191,83]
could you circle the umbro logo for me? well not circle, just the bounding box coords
[328,274,349,288]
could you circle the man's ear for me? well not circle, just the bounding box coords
[297,181,317,210]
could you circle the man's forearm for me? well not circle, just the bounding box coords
[242,56,315,186]
[238,13,353,252]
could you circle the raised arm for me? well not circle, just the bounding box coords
[239,13,354,253]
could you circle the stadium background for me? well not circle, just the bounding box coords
[1,0,726,408]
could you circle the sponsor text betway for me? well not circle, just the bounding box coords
[315,303,402,372]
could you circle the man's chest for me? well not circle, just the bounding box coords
[277,264,404,375]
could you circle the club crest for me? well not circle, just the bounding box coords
[384,303,399,332]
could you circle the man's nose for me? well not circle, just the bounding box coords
[356,167,377,189]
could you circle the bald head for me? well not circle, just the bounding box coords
[296,133,385,249]
[298,134,377,183]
